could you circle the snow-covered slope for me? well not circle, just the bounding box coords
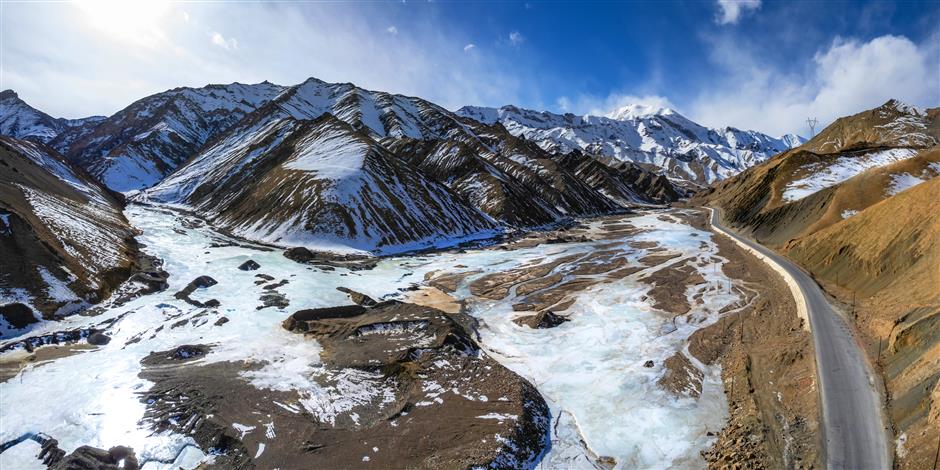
[0,136,139,335]
[143,113,502,254]
[51,82,288,191]
[457,104,799,184]
[140,78,651,236]
[0,90,105,144]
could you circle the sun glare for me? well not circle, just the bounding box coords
[74,0,171,44]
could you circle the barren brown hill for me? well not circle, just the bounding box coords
[784,177,940,469]
[696,100,939,248]
[802,99,939,153]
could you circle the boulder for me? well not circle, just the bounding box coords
[190,276,218,288]
[0,303,38,329]
[238,260,260,271]
[87,331,111,346]
[283,247,316,263]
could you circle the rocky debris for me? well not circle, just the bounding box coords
[281,305,367,332]
[237,260,260,271]
[262,279,288,290]
[0,303,38,329]
[0,308,133,353]
[644,360,655,368]
[52,444,139,470]
[513,310,569,329]
[658,352,704,398]
[546,235,591,244]
[256,291,289,310]
[283,247,379,270]
[141,344,211,366]
[173,276,220,308]
[138,301,551,468]
[214,316,229,326]
[336,286,377,306]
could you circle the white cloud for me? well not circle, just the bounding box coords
[463,43,476,52]
[211,31,238,50]
[509,31,524,46]
[688,34,939,136]
[386,25,398,34]
[715,0,761,25]
[0,2,526,117]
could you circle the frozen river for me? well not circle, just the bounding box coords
[1,204,738,469]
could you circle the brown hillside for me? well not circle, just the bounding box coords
[803,99,938,153]
[784,177,940,469]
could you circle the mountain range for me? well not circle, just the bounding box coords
[457,103,804,185]
[0,77,806,253]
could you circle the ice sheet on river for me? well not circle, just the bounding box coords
[1,205,736,469]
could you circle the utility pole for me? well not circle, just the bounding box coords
[933,434,939,470]
[807,117,819,138]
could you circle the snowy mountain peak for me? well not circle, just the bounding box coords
[605,103,676,121]
[780,133,808,149]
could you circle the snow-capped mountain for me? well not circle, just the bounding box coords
[0,136,139,334]
[51,82,288,191]
[3,77,687,253]
[0,90,105,144]
[140,79,648,252]
[144,113,502,254]
[457,104,800,184]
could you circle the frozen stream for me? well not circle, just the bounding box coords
[1,204,737,469]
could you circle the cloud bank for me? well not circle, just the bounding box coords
[688,33,939,136]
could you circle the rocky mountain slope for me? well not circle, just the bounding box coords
[0,90,105,144]
[697,99,940,469]
[49,82,287,191]
[457,104,803,185]
[133,78,676,253]
[143,113,503,254]
[0,136,140,337]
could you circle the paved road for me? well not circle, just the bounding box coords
[709,208,890,470]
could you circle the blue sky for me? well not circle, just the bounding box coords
[2,0,938,136]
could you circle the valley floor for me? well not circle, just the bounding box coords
[0,205,817,469]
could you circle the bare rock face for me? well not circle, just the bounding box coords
[140,301,551,469]
[51,445,139,470]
